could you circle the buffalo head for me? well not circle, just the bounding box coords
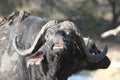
[12,13,110,80]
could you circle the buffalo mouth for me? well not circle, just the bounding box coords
[52,44,66,51]
[52,43,67,54]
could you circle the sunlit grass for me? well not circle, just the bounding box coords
[93,64,120,80]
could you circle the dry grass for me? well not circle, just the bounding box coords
[93,62,120,80]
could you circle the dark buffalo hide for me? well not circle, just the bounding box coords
[0,11,111,80]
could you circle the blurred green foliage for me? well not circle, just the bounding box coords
[0,0,120,40]
[0,0,15,15]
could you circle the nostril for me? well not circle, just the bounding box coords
[63,37,65,40]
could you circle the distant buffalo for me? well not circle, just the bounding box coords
[0,11,110,80]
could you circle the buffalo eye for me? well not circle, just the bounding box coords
[65,30,71,35]
[49,29,54,35]
[63,30,72,41]
[45,29,55,38]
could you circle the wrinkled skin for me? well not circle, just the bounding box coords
[0,11,110,80]
[24,21,110,80]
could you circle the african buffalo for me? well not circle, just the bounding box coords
[0,11,110,80]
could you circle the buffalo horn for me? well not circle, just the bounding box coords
[86,45,108,62]
[64,21,108,62]
[77,35,108,62]
[13,20,58,56]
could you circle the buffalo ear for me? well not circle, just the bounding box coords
[27,51,45,67]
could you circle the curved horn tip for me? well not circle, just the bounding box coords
[13,36,31,56]
[87,45,108,62]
